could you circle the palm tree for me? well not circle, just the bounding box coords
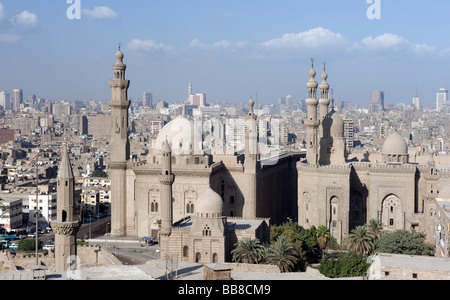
[265,236,298,273]
[316,225,330,251]
[346,225,374,256]
[366,219,383,241]
[231,237,265,264]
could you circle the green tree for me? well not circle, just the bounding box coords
[18,238,42,252]
[92,169,108,178]
[265,236,299,273]
[374,230,434,256]
[366,219,383,241]
[270,221,322,270]
[346,225,374,256]
[231,237,265,264]
[316,225,330,252]
[318,251,370,278]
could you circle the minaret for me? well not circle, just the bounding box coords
[243,98,259,219]
[318,63,330,122]
[51,146,80,273]
[319,63,332,165]
[159,138,174,236]
[189,81,192,96]
[305,58,319,165]
[108,44,131,237]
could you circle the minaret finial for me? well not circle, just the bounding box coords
[311,57,314,68]
[118,42,121,51]
[323,62,326,72]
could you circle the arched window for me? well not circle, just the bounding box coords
[183,246,189,257]
[203,225,211,236]
[195,252,201,263]
[212,253,218,263]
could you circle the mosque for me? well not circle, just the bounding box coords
[106,48,450,262]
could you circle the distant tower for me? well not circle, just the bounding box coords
[305,58,319,165]
[108,45,131,237]
[12,89,23,112]
[189,81,192,96]
[51,146,80,273]
[142,92,152,108]
[243,98,260,219]
[436,88,448,111]
[159,138,174,236]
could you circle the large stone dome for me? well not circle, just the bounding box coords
[195,188,223,218]
[153,116,202,155]
[330,111,344,138]
[382,132,408,155]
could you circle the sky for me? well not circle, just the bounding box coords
[1,0,450,107]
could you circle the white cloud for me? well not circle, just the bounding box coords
[11,10,38,31]
[0,33,20,43]
[354,33,435,53]
[82,6,118,20]
[126,39,170,52]
[262,27,346,49]
[0,2,5,22]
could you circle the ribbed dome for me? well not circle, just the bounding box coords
[383,132,408,155]
[195,188,223,217]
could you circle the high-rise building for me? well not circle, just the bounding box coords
[370,90,384,112]
[343,118,355,149]
[142,92,152,108]
[12,89,23,111]
[0,91,10,110]
[187,82,207,106]
[436,88,448,111]
[412,96,421,110]
[189,93,206,106]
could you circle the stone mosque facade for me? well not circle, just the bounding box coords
[297,60,450,245]
[106,49,450,263]
[107,48,295,264]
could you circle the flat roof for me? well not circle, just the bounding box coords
[374,253,450,272]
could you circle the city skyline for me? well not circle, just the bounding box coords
[1,1,450,106]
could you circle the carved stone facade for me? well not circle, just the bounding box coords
[108,49,297,264]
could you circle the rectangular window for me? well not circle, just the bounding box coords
[390,219,394,226]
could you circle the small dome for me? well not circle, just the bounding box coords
[195,188,223,217]
[115,49,124,61]
[383,132,408,155]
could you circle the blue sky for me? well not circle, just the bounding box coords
[1,0,450,106]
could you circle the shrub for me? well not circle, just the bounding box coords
[318,251,370,278]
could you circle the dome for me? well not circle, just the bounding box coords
[195,188,223,217]
[330,110,344,137]
[115,49,124,61]
[153,116,203,155]
[382,132,408,155]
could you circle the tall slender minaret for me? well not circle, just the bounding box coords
[305,58,319,165]
[243,98,259,219]
[51,146,80,273]
[318,62,330,122]
[108,44,130,237]
[318,62,332,165]
[159,138,174,236]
